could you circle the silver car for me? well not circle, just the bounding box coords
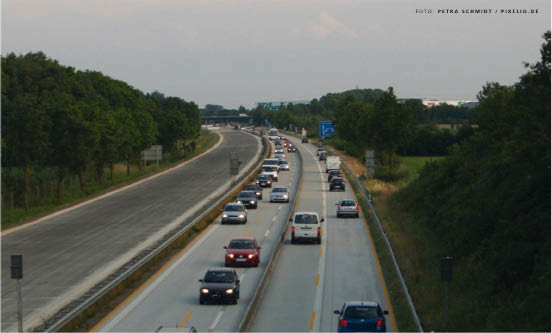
[270,186,289,203]
[222,203,247,224]
[279,160,289,171]
[336,199,359,218]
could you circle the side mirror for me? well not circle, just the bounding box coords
[257,246,262,250]
[198,279,203,282]
[289,217,293,222]
[320,218,325,222]
[333,310,341,315]
[383,310,389,315]
[223,246,228,249]
[236,280,240,284]
[335,203,338,205]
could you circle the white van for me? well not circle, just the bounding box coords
[326,156,341,173]
[290,212,324,244]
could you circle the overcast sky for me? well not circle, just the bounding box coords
[2,0,550,109]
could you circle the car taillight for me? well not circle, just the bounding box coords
[317,227,321,233]
[339,318,348,327]
[339,173,343,177]
[337,205,342,210]
[376,318,383,328]
[355,206,359,211]
[291,227,295,233]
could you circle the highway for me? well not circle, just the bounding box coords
[248,136,396,332]
[0,129,262,332]
[92,142,301,332]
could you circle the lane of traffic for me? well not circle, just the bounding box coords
[94,142,301,332]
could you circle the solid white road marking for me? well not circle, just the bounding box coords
[264,230,270,237]
[272,216,277,221]
[209,310,224,331]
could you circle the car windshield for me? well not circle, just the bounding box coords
[258,175,269,180]
[204,271,235,283]
[225,204,244,212]
[228,240,255,249]
[341,200,356,206]
[238,192,255,198]
[344,306,378,319]
[273,188,287,193]
[245,185,259,191]
[279,161,288,165]
[263,160,278,166]
[294,214,318,224]
[331,170,340,175]
[262,166,277,171]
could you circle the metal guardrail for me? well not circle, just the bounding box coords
[339,157,424,333]
[37,131,270,332]
[238,135,304,332]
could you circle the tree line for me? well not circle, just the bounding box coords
[1,52,200,210]
[394,31,550,330]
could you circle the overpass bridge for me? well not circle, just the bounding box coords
[201,114,252,125]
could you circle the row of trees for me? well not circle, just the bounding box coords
[250,88,474,173]
[394,32,550,330]
[1,52,200,209]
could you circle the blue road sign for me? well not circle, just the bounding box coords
[319,121,335,138]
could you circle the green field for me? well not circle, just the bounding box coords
[399,156,445,181]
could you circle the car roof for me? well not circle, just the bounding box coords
[344,301,379,307]
[225,202,244,207]
[272,186,288,190]
[294,211,319,216]
[339,199,356,202]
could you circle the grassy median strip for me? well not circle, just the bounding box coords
[2,130,219,229]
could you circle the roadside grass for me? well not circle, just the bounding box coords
[329,145,450,331]
[1,130,219,229]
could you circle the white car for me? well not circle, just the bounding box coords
[270,186,289,203]
[279,160,289,171]
[290,212,324,244]
[261,165,278,181]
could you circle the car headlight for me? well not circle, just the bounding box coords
[222,214,228,218]
[239,214,245,218]
[283,194,288,198]
[201,288,209,294]
[256,192,261,195]
[225,289,234,294]
[267,181,271,184]
[227,253,234,258]
[237,200,242,203]
[250,200,255,204]
[248,254,256,259]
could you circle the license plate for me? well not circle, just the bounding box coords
[236,259,246,262]
[301,227,312,230]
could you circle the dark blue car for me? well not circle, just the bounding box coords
[334,301,388,332]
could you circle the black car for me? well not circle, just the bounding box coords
[199,268,240,304]
[328,169,343,182]
[287,145,297,152]
[244,184,263,200]
[330,177,346,191]
[256,174,272,188]
[236,191,258,209]
[319,151,328,161]
[302,138,308,143]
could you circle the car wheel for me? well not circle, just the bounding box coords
[199,298,204,305]
[232,298,238,305]
[356,213,359,218]
[291,235,296,244]
[286,199,289,203]
[317,238,321,244]
[221,220,226,225]
[337,214,341,218]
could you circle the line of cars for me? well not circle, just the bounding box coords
[199,137,294,305]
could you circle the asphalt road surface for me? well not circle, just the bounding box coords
[1,129,261,332]
[92,142,301,332]
[249,136,396,332]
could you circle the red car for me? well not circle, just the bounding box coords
[224,237,261,267]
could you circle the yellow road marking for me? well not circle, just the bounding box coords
[321,204,325,209]
[89,223,216,332]
[309,312,316,330]
[178,309,194,328]
[319,248,322,257]
[256,216,262,222]
[315,273,320,286]
[247,229,253,237]
[321,230,324,236]
[264,205,269,209]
